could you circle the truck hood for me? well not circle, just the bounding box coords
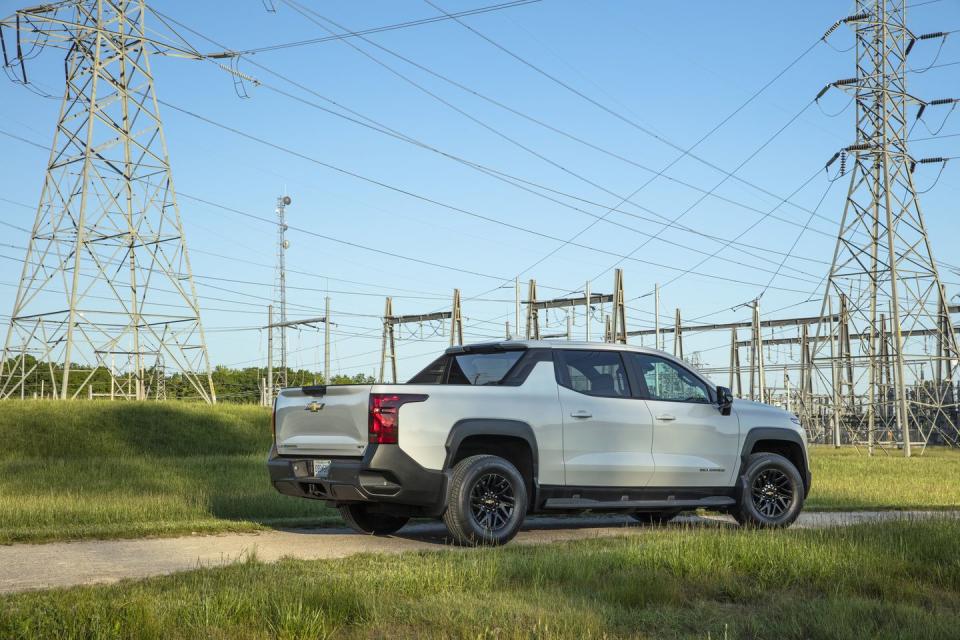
[732,398,801,432]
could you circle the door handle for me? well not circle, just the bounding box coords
[570,410,592,419]
[656,414,676,421]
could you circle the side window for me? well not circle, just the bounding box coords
[630,354,711,403]
[555,350,631,398]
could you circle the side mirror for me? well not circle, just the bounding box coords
[716,386,734,416]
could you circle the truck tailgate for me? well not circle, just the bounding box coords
[274,385,372,457]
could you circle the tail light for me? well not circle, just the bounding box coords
[368,394,427,444]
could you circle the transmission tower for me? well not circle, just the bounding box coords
[0,0,215,402]
[813,0,959,454]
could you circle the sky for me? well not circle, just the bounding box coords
[1,0,958,395]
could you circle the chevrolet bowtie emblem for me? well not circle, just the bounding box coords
[306,401,326,412]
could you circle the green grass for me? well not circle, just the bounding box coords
[2,518,959,639]
[807,445,960,511]
[0,401,340,544]
[1,400,959,544]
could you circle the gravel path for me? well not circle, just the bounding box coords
[1,510,955,594]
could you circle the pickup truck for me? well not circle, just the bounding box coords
[268,341,811,545]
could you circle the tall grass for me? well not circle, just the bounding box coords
[2,518,958,639]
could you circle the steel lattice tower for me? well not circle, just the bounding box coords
[813,0,959,454]
[0,0,216,402]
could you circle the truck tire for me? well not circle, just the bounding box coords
[442,454,528,546]
[732,452,804,528]
[337,504,409,535]
[630,510,680,525]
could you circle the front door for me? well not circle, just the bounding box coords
[555,349,655,487]
[624,353,740,487]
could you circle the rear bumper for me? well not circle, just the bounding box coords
[267,443,447,516]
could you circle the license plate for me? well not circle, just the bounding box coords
[313,459,332,478]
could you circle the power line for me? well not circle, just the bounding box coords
[152,8,838,284]
[162,101,823,295]
[590,99,819,286]
[220,0,543,56]
[282,0,828,285]
[420,0,846,229]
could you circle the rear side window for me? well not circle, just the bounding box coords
[448,351,523,385]
[407,350,526,385]
[555,350,631,398]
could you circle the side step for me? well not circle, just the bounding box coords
[542,496,735,510]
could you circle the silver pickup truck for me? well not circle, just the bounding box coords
[268,341,810,545]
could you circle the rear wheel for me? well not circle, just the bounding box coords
[733,453,804,528]
[338,504,409,535]
[442,454,527,546]
[630,510,679,525]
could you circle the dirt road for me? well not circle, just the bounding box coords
[1,510,954,594]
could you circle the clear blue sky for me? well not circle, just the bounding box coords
[1,0,958,391]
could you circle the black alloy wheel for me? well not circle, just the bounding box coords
[751,468,793,518]
[469,472,517,532]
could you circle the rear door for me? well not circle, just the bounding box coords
[555,349,655,487]
[624,353,739,487]
[274,385,372,457]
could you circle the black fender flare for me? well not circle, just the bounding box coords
[444,419,540,503]
[737,427,811,499]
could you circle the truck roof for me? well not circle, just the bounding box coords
[445,340,676,356]
[444,340,715,388]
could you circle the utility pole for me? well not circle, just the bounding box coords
[584,281,592,342]
[514,277,521,341]
[267,305,274,402]
[674,308,683,359]
[275,195,292,390]
[654,283,661,350]
[380,298,396,384]
[324,296,331,383]
[813,1,960,453]
[525,280,539,340]
[450,289,464,347]
[609,269,627,344]
[0,0,215,403]
[729,327,742,397]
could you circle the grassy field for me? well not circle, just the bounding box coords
[2,518,959,639]
[0,401,340,544]
[1,400,959,544]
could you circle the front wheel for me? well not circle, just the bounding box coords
[338,504,409,535]
[442,454,528,546]
[733,453,804,528]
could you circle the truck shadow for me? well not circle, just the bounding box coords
[278,513,737,546]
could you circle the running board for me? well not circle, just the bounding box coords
[542,496,735,510]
